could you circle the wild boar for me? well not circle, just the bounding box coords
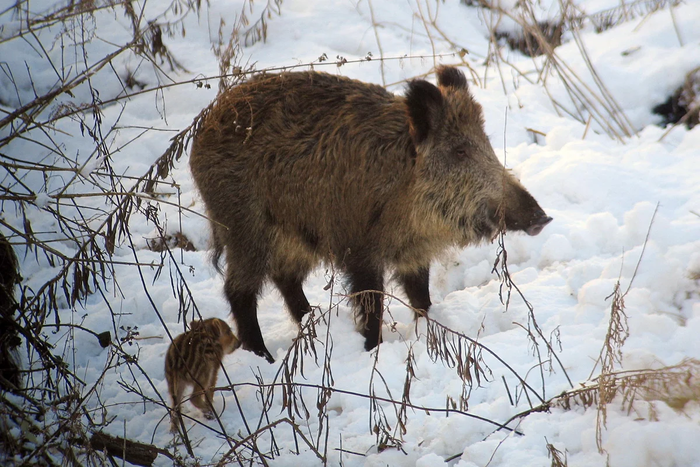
[189,66,551,363]
[165,317,240,432]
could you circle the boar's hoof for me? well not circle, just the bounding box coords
[243,343,275,364]
[526,216,553,236]
[363,334,382,352]
[258,348,275,364]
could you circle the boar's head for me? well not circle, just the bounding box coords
[406,66,552,244]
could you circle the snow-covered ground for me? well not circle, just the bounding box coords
[3,0,700,465]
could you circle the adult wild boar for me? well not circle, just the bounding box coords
[190,66,551,363]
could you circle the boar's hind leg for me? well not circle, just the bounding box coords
[168,376,184,432]
[223,249,275,363]
[272,274,312,324]
[224,282,274,363]
[347,263,385,351]
[397,266,432,320]
[224,286,274,363]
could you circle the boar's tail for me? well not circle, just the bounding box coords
[210,223,225,275]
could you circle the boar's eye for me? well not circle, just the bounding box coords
[454,148,468,159]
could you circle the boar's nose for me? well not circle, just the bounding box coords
[525,214,553,236]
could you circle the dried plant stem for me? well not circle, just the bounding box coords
[367,0,387,86]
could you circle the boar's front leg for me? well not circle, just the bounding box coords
[397,266,432,320]
[347,261,385,351]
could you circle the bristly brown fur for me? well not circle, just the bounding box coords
[189,67,551,362]
[164,318,240,432]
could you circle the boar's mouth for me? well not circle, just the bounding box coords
[457,204,499,242]
[469,214,497,240]
[444,198,552,242]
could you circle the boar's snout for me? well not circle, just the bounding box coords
[499,183,552,237]
[498,206,552,237]
[525,212,553,236]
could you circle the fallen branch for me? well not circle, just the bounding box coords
[89,432,174,467]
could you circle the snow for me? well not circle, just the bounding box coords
[2,0,700,466]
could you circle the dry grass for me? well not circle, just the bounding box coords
[554,360,700,414]
[0,0,280,464]
[477,0,637,141]
[547,439,568,467]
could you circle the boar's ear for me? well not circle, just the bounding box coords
[209,320,223,338]
[436,66,468,89]
[406,79,444,144]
